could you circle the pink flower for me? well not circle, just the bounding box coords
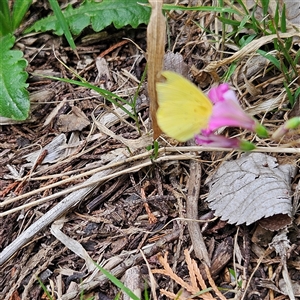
[202,84,268,138]
[193,84,268,150]
[194,134,255,151]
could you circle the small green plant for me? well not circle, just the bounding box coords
[43,57,141,132]
[228,268,243,288]
[216,0,298,99]
[146,140,159,160]
[0,0,32,120]
[0,0,151,120]
[0,0,32,36]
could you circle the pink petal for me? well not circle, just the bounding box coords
[195,134,255,150]
[207,83,230,104]
[195,134,240,148]
[205,85,256,134]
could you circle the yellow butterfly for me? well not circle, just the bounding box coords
[156,71,213,142]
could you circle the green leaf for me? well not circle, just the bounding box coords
[294,87,300,107]
[25,0,151,36]
[48,0,76,50]
[239,34,256,47]
[274,0,279,29]
[280,3,287,32]
[260,0,270,17]
[295,50,300,65]
[257,49,281,69]
[11,0,32,30]
[0,34,29,120]
[283,81,294,106]
[0,1,13,36]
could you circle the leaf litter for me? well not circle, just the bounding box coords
[0,0,300,299]
[206,152,296,228]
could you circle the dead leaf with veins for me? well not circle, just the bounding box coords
[206,153,296,229]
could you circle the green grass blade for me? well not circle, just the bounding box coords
[94,264,140,300]
[257,49,281,69]
[294,88,300,107]
[277,42,297,78]
[144,282,149,300]
[48,0,76,51]
[268,19,276,34]
[162,4,241,15]
[295,48,300,65]
[237,15,251,32]
[260,0,270,17]
[217,17,241,27]
[239,34,256,47]
[274,1,279,29]
[222,61,237,82]
[249,9,262,34]
[37,54,136,119]
[281,4,287,32]
[283,81,294,106]
[11,0,32,30]
[233,0,249,14]
[37,277,53,300]
[42,75,135,119]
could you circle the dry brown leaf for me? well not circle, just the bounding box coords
[164,51,189,78]
[95,56,113,90]
[57,106,90,132]
[270,230,295,299]
[51,218,96,272]
[147,0,166,139]
[206,153,295,228]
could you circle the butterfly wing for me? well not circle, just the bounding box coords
[156,71,213,142]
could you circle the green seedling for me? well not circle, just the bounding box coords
[229,268,243,288]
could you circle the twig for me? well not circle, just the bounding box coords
[186,150,210,266]
[0,154,195,217]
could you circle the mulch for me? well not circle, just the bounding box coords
[1,1,300,299]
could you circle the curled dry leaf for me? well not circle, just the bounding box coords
[57,106,90,132]
[147,0,166,139]
[206,153,296,228]
[163,51,189,78]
